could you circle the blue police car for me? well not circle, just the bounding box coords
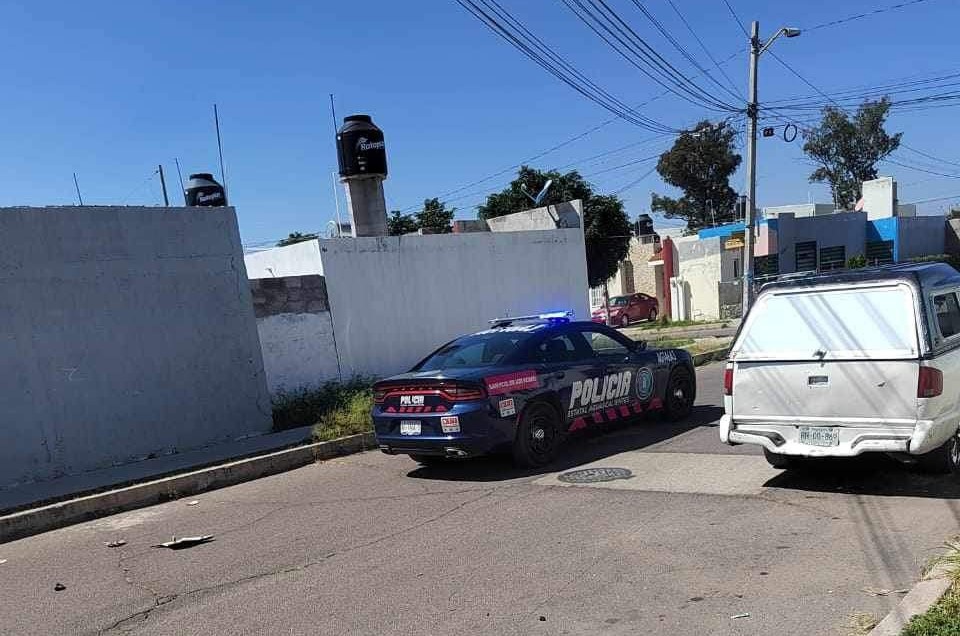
[372,312,696,467]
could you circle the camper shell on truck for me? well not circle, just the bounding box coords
[720,263,960,473]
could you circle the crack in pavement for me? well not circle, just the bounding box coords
[97,488,497,634]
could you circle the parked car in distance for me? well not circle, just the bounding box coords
[720,263,960,473]
[591,293,659,327]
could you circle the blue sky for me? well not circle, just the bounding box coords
[0,0,957,245]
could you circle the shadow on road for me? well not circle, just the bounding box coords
[763,454,960,499]
[405,405,724,483]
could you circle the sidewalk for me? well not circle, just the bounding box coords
[0,426,315,515]
[623,319,739,341]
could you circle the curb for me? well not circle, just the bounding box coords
[868,562,955,635]
[691,347,729,366]
[0,431,376,544]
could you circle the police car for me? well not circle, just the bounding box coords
[372,312,696,467]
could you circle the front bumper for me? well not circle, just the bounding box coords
[719,413,953,457]
[373,402,515,458]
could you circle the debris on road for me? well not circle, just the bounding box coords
[730,613,750,619]
[54,583,66,591]
[0,559,7,565]
[861,587,909,597]
[152,535,214,550]
[105,540,126,548]
[538,616,546,622]
[186,500,200,506]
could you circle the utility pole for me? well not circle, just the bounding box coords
[72,172,84,206]
[741,20,760,316]
[158,164,170,206]
[740,21,800,315]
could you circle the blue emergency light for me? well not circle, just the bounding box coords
[488,310,574,327]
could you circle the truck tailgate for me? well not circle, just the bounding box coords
[733,360,919,425]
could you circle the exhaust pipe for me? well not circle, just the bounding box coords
[444,447,468,458]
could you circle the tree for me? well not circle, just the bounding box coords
[415,198,455,234]
[803,97,902,209]
[387,210,419,236]
[277,231,318,247]
[479,166,632,287]
[650,120,741,232]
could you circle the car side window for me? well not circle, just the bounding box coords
[933,292,960,339]
[533,332,592,364]
[582,329,632,359]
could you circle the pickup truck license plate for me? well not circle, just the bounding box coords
[799,426,839,447]
[400,421,421,436]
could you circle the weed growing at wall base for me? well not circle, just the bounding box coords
[271,378,373,441]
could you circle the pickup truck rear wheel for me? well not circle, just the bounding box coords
[512,402,562,468]
[917,429,960,475]
[763,448,804,470]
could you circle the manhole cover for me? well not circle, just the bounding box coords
[558,467,633,484]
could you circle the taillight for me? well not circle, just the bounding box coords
[918,367,943,398]
[373,386,388,404]
[444,384,487,401]
[723,366,733,396]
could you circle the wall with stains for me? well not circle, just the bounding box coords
[0,206,271,489]
[317,229,590,378]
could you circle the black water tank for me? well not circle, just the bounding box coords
[185,173,227,207]
[636,213,654,236]
[337,114,387,178]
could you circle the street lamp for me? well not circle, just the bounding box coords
[741,22,801,316]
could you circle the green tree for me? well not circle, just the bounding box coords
[478,166,632,287]
[846,254,867,269]
[415,198,455,234]
[277,231,318,247]
[803,97,902,209]
[387,210,419,236]
[651,120,742,232]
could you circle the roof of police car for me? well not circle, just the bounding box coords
[760,262,960,293]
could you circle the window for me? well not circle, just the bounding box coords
[795,241,817,272]
[534,334,589,364]
[610,296,629,306]
[755,254,779,276]
[819,245,846,271]
[414,330,535,371]
[583,330,631,359]
[934,292,960,339]
[732,258,740,279]
[867,240,894,265]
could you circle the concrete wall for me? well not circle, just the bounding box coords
[0,206,271,489]
[486,200,583,232]
[318,229,590,378]
[675,236,723,320]
[762,203,835,219]
[946,219,960,256]
[244,239,323,278]
[862,177,897,220]
[775,212,866,274]
[898,216,945,261]
[607,236,660,298]
[251,276,339,393]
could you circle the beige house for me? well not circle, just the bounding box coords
[590,233,664,309]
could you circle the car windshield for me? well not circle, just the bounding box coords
[610,296,628,306]
[413,329,537,371]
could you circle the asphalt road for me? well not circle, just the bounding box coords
[3,364,960,635]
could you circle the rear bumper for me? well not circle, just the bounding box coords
[720,413,955,457]
[373,404,514,458]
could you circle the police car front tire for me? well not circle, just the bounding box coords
[512,402,562,468]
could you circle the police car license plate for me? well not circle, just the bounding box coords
[799,426,839,447]
[400,421,421,436]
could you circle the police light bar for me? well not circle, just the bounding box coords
[488,310,574,326]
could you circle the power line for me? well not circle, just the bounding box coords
[803,0,940,32]
[665,0,741,96]
[720,0,750,38]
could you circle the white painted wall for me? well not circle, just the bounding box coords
[245,239,323,278]
[318,229,590,378]
[762,203,835,219]
[862,177,897,220]
[675,236,723,321]
[257,312,340,392]
[486,200,583,232]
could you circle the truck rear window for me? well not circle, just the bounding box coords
[733,285,919,360]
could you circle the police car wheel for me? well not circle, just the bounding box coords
[512,402,562,468]
[663,368,694,422]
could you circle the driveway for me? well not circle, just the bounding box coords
[1,363,958,635]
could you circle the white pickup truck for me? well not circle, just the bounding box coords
[720,263,960,473]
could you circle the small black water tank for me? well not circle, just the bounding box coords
[185,173,227,207]
[337,114,387,178]
[636,213,654,236]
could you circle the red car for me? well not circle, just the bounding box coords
[591,293,659,327]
